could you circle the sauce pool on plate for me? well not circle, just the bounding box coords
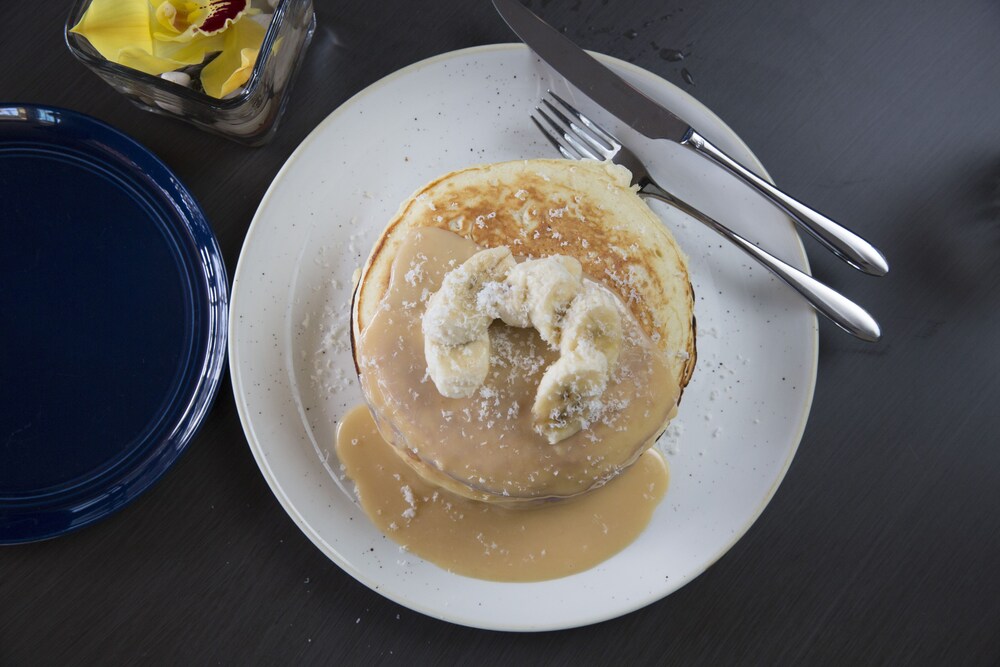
[336,405,669,582]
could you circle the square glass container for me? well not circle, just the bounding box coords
[65,0,316,146]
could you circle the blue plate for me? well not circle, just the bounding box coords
[0,105,228,543]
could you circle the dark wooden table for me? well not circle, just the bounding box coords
[3,1,999,663]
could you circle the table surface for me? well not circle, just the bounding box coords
[3,0,999,663]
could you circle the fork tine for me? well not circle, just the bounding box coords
[547,90,620,149]
[539,100,613,159]
[534,107,602,161]
[530,115,579,160]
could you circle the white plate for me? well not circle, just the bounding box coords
[229,44,818,631]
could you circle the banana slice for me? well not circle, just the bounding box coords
[559,284,622,367]
[499,255,582,345]
[531,348,610,444]
[422,246,515,346]
[424,334,490,399]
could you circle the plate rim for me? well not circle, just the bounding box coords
[229,43,819,630]
[0,103,229,544]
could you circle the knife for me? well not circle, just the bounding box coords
[493,0,889,277]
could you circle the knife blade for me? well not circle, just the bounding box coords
[493,0,890,277]
[493,0,691,143]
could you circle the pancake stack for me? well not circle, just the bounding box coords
[352,158,696,504]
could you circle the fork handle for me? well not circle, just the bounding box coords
[640,183,881,342]
[680,130,889,277]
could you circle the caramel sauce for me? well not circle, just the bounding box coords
[336,405,668,582]
[355,228,678,502]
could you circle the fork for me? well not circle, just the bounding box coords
[532,92,881,342]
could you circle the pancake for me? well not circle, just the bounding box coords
[351,158,696,504]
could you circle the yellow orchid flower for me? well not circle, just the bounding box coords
[201,17,265,97]
[71,0,266,99]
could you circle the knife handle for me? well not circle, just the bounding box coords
[640,183,881,342]
[682,130,889,276]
